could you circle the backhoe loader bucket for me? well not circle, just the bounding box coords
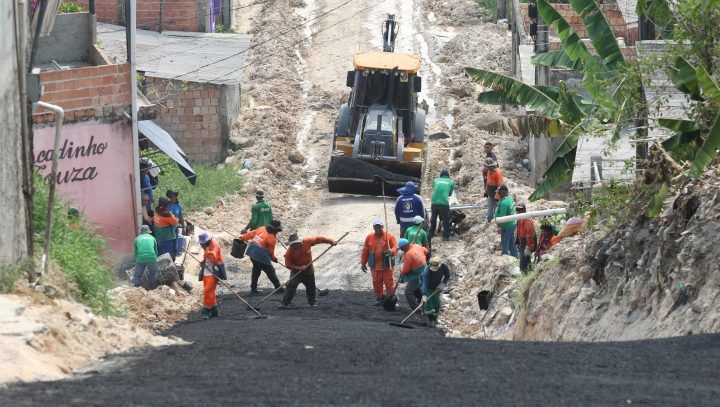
[327,157,421,196]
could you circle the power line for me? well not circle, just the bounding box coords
[148,0,386,104]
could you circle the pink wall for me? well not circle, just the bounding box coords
[33,120,136,257]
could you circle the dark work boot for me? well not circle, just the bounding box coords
[210,305,219,318]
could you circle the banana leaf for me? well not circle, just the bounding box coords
[661,131,702,152]
[478,90,520,105]
[668,57,703,101]
[570,0,627,68]
[658,118,702,133]
[696,65,720,104]
[644,183,669,218]
[531,50,584,71]
[536,0,591,63]
[690,113,720,178]
[465,68,561,118]
[529,148,577,201]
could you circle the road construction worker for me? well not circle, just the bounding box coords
[404,215,429,248]
[361,220,398,306]
[394,181,425,237]
[482,142,498,188]
[495,185,518,257]
[421,257,450,327]
[133,225,158,289]
[279,233,336,308]
[485,158,503,223]
[514,203,536,273]
[398,238,429,309]
[430,168,455,241]
[153,196,179,261]
[166,190,186,256]
[198,232,227,319]
[241,190,273,234]
[242,221,284,294]
[140,160,153,212]
[535,224,556,263]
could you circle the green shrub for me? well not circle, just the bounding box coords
[144,152,243,212]
[59,2,85,13]
[33,175,115,314]
[0,260,32,294]
[215,24,237,34]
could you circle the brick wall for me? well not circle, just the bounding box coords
[76,0,202,32]
[34,61,131,123]
[145,76,223,163]
[521,3,635,44]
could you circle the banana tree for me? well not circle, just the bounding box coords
[466,0,631,200]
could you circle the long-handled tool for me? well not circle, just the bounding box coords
[254,232,349,308]
[185,251,267,319]
[277,231,330,297]
[389,288,441,329]
[383,217,424,311]
[374,175,396,302]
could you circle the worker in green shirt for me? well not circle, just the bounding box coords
[494,185,518,257]
[133,225,158,289]
[404,215,429,247]
[430,169,455,241]
[241,190,273,234]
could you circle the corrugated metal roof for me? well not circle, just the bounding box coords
[97,23,252,85]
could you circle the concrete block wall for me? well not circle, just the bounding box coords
[34,61,131,124]
[75,0,202,32]
[145,77,224,163]
[521,3,635,44]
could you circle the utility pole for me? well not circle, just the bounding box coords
[129,0,142,231]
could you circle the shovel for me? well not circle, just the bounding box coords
[185,251,267,319]
[254,232,349,308]
[383,217,423,312]
[389,288,441,329]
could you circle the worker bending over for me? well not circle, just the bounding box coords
[280,233,336,308]
[243,221,284,294]
[398,238,429,309]
[421,257,450,327]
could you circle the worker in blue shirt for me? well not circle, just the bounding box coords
[140,160,153,212]
[394,181,425,237]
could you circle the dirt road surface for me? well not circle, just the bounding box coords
[2,292,719,405]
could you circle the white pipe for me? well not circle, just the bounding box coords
[130,0,142,232]
[37,101,65,276]
[592,161,601,183]
[495,207,567,224]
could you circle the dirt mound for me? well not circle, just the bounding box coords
[0,294,182,385]
[112,284,201,332]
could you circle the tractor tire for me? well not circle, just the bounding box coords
[334,103,351,138]
[412,109,426,143]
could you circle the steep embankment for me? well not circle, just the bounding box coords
[510,166,720,341]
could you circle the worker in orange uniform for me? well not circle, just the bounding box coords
[398,238,429,309]
[242,221,283,294]
[514,203,536,274]
[360,219,398,306]
[279,233,336,308]
[484,157,503,223]
[197,232,227,319]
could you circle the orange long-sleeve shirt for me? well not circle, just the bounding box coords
[242,226,277,262]
[284,236,334,275]
[400,244,429,276]
[516,218,536,250]
[203,239,224,266]
[361,231,398,271]
[485,169,504,199]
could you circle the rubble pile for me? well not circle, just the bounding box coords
[112,284,201,332]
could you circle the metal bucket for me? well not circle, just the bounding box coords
[477,290,494,310]
[231,238,247,258]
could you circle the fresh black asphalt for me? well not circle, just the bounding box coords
[2,290,719,406]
